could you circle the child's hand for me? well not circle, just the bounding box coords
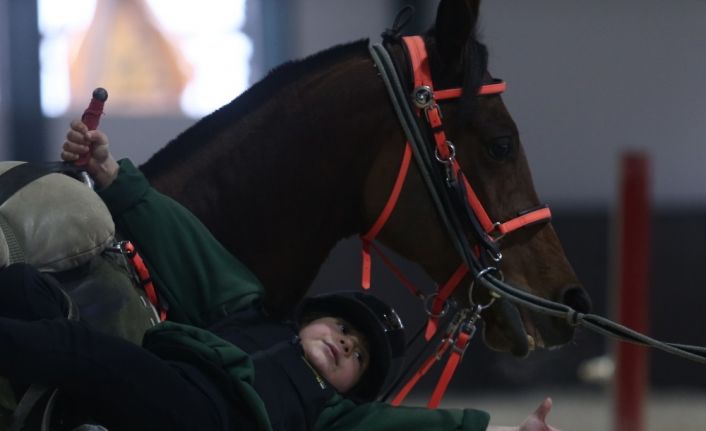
[487,398,561,431]
[61,119,119,188]
[518,398,560,431]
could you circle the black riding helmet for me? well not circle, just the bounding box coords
[297,291,406,402]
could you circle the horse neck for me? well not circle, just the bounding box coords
[143,50,399,312]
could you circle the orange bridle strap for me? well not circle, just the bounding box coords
[361,144,413,290]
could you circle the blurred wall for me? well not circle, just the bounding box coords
[481,0,706,209]
[0,0,8,160]
[1,0,44,162]
[27,0,706,208]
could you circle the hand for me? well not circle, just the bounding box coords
[61,119,119,188]
[487,398,561,431]
[518,398,560,431]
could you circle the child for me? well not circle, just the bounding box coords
[0,262,406,430]
[16,118,563,431]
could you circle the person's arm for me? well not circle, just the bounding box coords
[315,395,560,431]
[61,120,264,327]
[314,395,490,431]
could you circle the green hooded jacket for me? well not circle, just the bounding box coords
[97,159,491,431]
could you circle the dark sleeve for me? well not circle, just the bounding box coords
[97,159,263,327]
[314,395,491,431]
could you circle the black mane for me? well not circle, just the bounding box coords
[140,39,371,175]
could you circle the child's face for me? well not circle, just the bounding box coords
[299,316,370,393]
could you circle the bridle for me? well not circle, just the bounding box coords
[362,35,551,336]
[364,32,706,405]
[363,35,551,406]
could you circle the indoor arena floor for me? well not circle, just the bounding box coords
[409,390,706,431]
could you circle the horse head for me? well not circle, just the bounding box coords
[365,0,591,356]
[142,0,590,358]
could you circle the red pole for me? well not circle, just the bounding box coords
[614,152,651,431]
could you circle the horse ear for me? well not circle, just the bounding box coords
[434,0,480,66]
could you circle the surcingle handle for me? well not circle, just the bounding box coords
[75,87,108,166]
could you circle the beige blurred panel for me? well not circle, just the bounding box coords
[69,0,191,115]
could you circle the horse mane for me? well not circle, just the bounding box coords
[140,39,371,175]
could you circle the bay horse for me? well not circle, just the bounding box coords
[139,0,591,359]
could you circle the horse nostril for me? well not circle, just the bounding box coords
[561,285,592,314]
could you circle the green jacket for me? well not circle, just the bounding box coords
[97,159,491,431]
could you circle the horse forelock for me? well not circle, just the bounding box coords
[140,39,372,177]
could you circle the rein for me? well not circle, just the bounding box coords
[366,35,706,405]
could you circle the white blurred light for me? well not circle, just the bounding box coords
[38,0,96,117]
[146,0,251,117]
[37,0,96,35]
[147,0,247,34]
[179,32,252,117]
[39,37,71,117]
[38,0,251,118]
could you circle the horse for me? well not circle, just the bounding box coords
[138,0,591,360]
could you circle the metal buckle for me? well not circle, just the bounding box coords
[434,309,469,358]
[434,141,456,164]
[424,292,452,318]
[468,267,503,309]
[105,240,135,258]
[451,310,480,356]
[412,85,434,108]
[451,324,477,356]
[434,141,457,185]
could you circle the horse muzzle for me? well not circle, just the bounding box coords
[482,284,592,357]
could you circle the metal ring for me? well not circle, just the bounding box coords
[434,141,456,163]
[424,293,451,318]
[468,267,504,310]
[475,267,498,280]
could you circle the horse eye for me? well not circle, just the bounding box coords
[487,137,514,160]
